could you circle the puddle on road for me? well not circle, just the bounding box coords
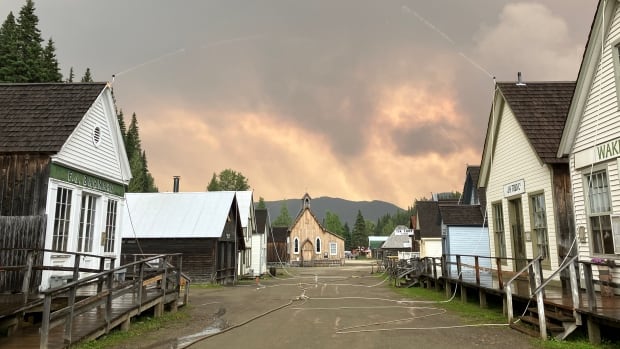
[173,326,222,348]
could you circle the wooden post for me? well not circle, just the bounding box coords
[583,264,596,311]
[479,289,487,308]
[496,257,504,289]
[533,259,547,340]
[569,261,582,325]
[105,272,114,333]
[64,285,77,343]
[97,257,105,293]
[432,258,439,291]
[40,294,52,349]
[475,256,480,285]
[456,255,462,281]
[506,283,513,322]
[587,316,602,344]
[72,253,81,282]
[21,250,34,304]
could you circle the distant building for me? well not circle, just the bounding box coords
[252,208,269,276]
[380,226,417,260]
[288,193,345,266]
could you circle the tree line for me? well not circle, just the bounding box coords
[0,0,157,192]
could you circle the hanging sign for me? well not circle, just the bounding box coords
[503,179,525,197]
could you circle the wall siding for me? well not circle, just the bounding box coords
[55,91,125,183]
[485,102,559,275]
[289,210,344,263]
[0,154,50,216]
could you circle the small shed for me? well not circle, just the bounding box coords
[368,236,389,259]
[415,201,443,258]
[120,192,244,284]
[380,226,418,260]
[267,226,289,264]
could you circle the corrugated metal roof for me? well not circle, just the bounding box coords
[121,192,236,239]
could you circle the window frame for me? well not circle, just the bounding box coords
[293,237,299,254]
[315,237,321,254]
[329,242,337,256]
[492,202,507,264]
[585,169,615,255]
[104,199,118,253]
[529,192,550,269]
[77,193,98,253]
[52,187,73,252]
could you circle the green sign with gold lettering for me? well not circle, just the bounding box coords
[50,163,125,197]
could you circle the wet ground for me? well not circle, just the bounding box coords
[117,261,538,349]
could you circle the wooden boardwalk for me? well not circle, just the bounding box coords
[0,253,189,349]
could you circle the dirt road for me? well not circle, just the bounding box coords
[134,262,537,349]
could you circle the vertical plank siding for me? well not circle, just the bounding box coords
[0,154,50,216]
[0,216,46,292]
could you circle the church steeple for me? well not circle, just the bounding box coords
[301,193,312,210]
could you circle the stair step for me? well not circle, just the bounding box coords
[510,321,541,338]
[519,315,565,333]
[528,307,574,322]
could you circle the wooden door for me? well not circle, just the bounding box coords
[301,241,314,266]
[509,198,527,272]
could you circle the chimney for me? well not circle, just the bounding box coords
[173,176,180,193]
[516,71,526,86]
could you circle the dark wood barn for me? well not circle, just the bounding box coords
[0,83,131,292]
[267,226,289,264]
[121,192,245,284]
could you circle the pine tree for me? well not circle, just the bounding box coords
[0,12,20,82]
[343,223,352,250]
[272,202,292,227]
[66,66,74,82]
[351,210,367,249]
[124,113,157,192]
[16,0,44,82]
[81,67,93,82]
[125,113,140,162]
[206,169,250,191]
[257,197,267,209]
[117,110,126,143]
[41,38,62,81]
[206,173,220,191]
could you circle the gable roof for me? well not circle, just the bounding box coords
[235,191,254,230]
[559,0,608,156]
[368,236,389,249]
[121,192,242,243]
[416,201,442,238]
[381,226,413,249]
[439,205,485,226]
[497,82,575,164]
[270,226,289,243]
[480,82,575,186]
[0,83,107,153]
[255,208,269,235]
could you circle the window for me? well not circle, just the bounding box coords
[78,194,97,252]
[52,187,72,251]
[104,199,118,253]
[492,203,507,263]
[329,242,337,256]
[530,193,550,267]
[316,237,321,253]
[293,237,299,254]
[587,171,614,254]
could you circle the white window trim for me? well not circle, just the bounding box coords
[293,237,299,254]
[329,242,337,256]
[584,167,614,255]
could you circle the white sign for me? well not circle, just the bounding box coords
[504,179,525,197]
[395,228,414,236]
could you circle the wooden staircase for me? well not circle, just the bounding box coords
[510,305,578,340]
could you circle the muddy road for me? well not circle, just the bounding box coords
[126,262,537,349]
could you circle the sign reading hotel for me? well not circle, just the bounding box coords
[50,163,125,197]
[574,137,620,168]
[504,179,525,197]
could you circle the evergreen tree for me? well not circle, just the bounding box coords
[40,38,62,81]
[324,211,344,237]
[125,113,140,162]
[257,197,267,209]
[0,12,20,82]
[81,67,93,82]
[124,113,157,192]
[206,169,250,191]
[351,210,367,249]
[66,66,74,82]
[206,173,220,191]
[343,223,352,251]
[15,0,44,82]
[272,202,292,227]
[116,110,126,144]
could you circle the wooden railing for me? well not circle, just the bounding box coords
[38,253,187,349]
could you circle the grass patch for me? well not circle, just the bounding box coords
[74,310,188,349]
[392,283,615,349]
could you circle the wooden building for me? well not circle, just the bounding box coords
[288,194,345,266]
[120,192,244,284]
[414,201,443,258]
[252,208,269,276]
[380,226,417,260]
[0,83,131,291]
[479,81,576,280]
[267,226,289,264]
[558,0,620,292]
[236,191,256,277]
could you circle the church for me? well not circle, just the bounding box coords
[288,194,345,266]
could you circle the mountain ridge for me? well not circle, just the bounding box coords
[262,196,405,227]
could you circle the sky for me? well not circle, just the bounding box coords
[0,0,598,208]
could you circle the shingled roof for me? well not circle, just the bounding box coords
[438,205,485,226]
[270,226,289,243]
[416,201,442,238]
[0,83,107,153]
[496,82,576,164]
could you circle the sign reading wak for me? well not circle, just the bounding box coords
[504,179,525,197]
